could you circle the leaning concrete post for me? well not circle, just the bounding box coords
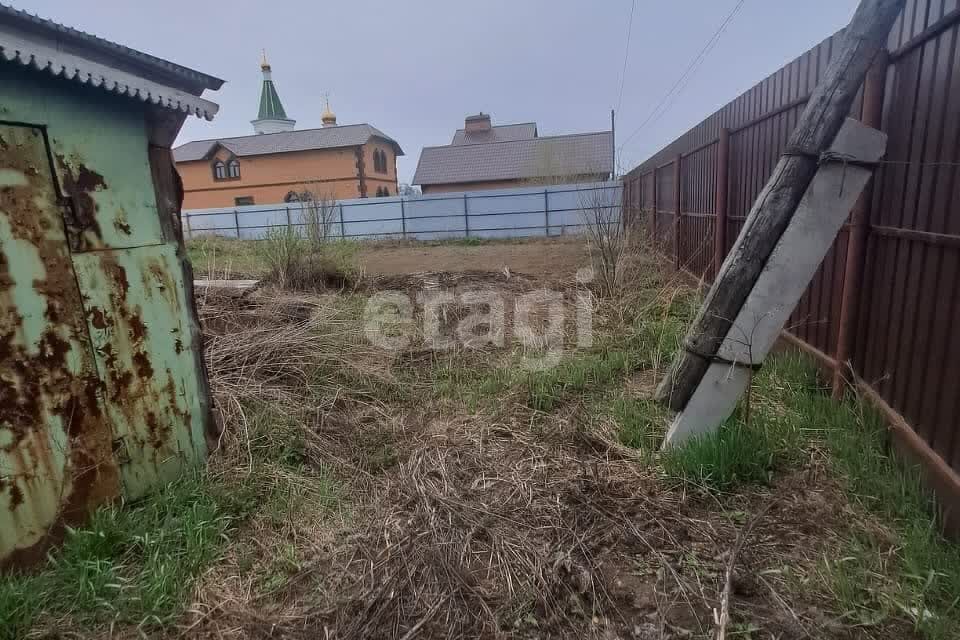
[663,118,886,445]
[655,0,904,411]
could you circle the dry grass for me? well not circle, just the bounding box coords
[176,253,934,640]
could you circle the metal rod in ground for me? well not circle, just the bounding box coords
[654,0,905,412]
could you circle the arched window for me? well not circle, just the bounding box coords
[382,187,390,196]
[228,159,240,178]
[373,149,387,174]
[284,191,300,203]
[213,160,226,180]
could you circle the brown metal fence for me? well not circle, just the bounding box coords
[623,0,960,523]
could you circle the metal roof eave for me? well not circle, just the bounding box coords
[0,29,220,121]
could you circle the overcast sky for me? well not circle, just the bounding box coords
[18,0,857,184]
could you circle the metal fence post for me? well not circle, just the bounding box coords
[673,154,682,270]
[234,209,241,239]
[651,168,658,243]
[400,197,407,239]
[544,189,550,236]
[832,50,888,398]
[463,193,470,238]
[183,210,192,240]
[339,203,346,239]
[285,206,292,232]
[714,128,730,277]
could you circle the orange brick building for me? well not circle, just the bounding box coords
[174,58,402,208]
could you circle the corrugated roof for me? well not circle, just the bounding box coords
[451,122,537,145]
[173,124,404,162]
[0,3,221,119]
[413,132,612,186]
[0,4,222,91]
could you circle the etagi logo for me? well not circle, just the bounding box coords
[362,268,596,371]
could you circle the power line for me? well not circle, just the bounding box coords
[618,0,746,151]
[615,0,636,115]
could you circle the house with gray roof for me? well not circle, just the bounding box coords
[414,113,612,193]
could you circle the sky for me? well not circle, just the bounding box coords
[15,0,858,185]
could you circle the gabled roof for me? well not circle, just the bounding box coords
[451,122,537,146]
[0,3,222,119]
[173,124,404,162]
[413,131,612,186]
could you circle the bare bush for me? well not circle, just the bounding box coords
[579,185,629,296]
[297,184,339,250]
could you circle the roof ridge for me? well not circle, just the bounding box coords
[174,123,375,149]
[454,121,538,132]
[426,130,611,151]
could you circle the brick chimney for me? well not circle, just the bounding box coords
[465,112,492,133]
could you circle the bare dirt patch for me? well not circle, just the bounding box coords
[358,237,591,281]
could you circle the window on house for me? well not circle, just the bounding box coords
[284,191,300,203]
[234,196,255,206]
[228,159,240,178]
[381,187,390,197]
[372,149,387,174]
[213,160,226,180]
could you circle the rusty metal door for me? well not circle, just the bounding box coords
[0,123,120,566]
[1,120,210,567]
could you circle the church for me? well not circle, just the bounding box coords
[174,55,402,208]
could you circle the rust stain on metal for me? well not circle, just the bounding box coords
[55,153,107,251]
[1,125,121,569]
[88,306,111,330]
[129,314,147,342]
[132,351,154,379]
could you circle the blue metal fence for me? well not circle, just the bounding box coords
[182,181,622,241]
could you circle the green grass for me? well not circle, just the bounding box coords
[611,394,669,452]
[187,236,267,277]
[660,355,814,490]
[186,235,360,281]
[0,400,340,639]
[0,474,238,638]
[650,349,960,638]
[820,394,960,638]
[526,347,636,412]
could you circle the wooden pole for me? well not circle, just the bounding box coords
[714,128,731,277]
[832,50,889,398]
[674,154,682,270]
[655,0,904,411]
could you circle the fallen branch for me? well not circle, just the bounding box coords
[716,502,774,640]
